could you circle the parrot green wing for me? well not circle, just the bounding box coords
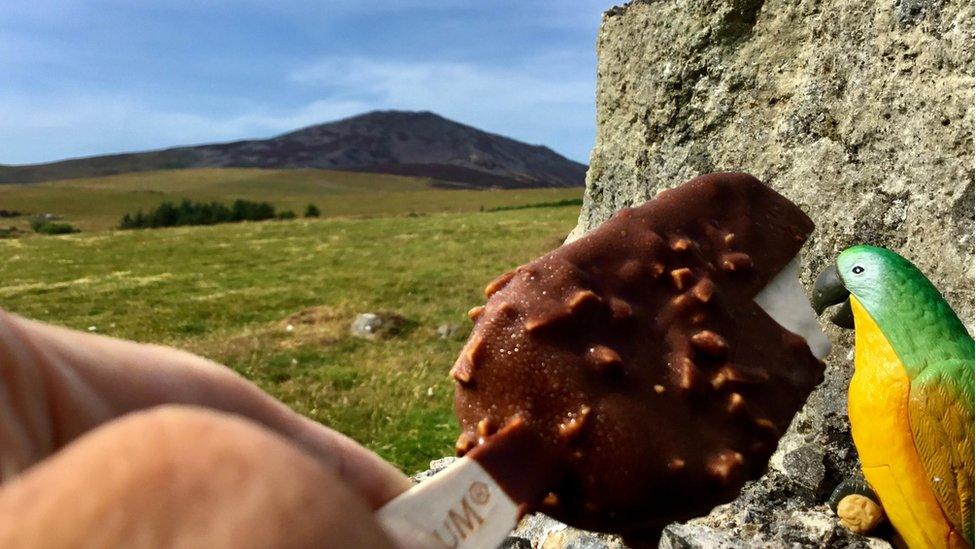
[909,358,975,545]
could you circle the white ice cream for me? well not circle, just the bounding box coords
[754,258,832,360]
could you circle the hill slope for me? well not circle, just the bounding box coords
[0,111,587,188]
[0,167,583,231]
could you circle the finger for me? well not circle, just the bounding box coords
[0,405,398,549]
[0,309,411,507]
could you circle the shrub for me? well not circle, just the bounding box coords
[31,220,80,235]
[486,198,583,212]
[304,203,321,217]
[0,226,24,238]
[231,199,275,222]
[119,198,279,229]
[277,210,296,220]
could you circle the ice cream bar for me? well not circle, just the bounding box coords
[377,173,829,547]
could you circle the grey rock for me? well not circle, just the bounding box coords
[574,0,973,325]
[505,512,626,549]
[782,444,827,493]
[567,0,972,546]
[501,537,534,549]
[659,522,745,548]
[540,529,627,549]
[437,322,462,340]
[894,0,940,26]
[410,457,457,483]
[658,475,891,547]
[349,312,406,340]
[508,512,568,547]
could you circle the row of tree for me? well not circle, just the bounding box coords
[119,199,320,229]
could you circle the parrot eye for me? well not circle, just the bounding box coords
[852,266,865,274]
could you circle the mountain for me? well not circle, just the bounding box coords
[0,111,587,188]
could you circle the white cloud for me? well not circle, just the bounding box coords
[0,53,595,164]
[290,55,595,151]
[292,56,592,105]
[0,94,370,164]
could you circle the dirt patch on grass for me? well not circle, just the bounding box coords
[277,305,348,349]
[189,305,348,362]
[282,305,341,327]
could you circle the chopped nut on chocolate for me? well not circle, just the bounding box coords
[677,357,701,391]
[567,289,601,312]
[477,417,495,437]
[455,432,477,456]
[707,450,745,483]
[670,267,695,290]
[609,297,634,320]
[670,236,692,251]
[721,252,754,272]
[467,305,485,321]
[557,405,592,441]
[691,278,715,303]
[726,392,746,413]
[690,330,729,357]
[587,345,623,372]
[484,270,516,297]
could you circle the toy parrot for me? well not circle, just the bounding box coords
[813,245,974,548]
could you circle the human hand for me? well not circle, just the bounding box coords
[0,309,412,548]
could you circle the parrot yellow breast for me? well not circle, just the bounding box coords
[848,297,964,548]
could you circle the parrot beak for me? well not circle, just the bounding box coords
[812,262,854,329]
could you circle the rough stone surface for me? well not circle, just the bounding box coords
[573,0,974,325]
[505,512,627,549]
[349,312,406,340]
[562,0,973,546]
[660,508,892,548]
[781,443,827,493]
[436,322,462,340]
[409,456,457,483]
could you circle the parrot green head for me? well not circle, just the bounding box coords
[811,245,972,362]
[840,245,913,308]
[812,245,932,329]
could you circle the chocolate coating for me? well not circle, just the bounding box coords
[452,172,825,537]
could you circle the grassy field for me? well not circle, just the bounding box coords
[0,204,580,473]
[0,167,583,231]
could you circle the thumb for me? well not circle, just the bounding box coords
[0,406,399,548]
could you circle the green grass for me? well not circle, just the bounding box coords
[0,206,579,473]
[0,167,583,231]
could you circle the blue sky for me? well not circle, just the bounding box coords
[1,1,610,165]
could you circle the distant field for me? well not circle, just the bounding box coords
[0,205,580,473]
[0,167,583,231]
